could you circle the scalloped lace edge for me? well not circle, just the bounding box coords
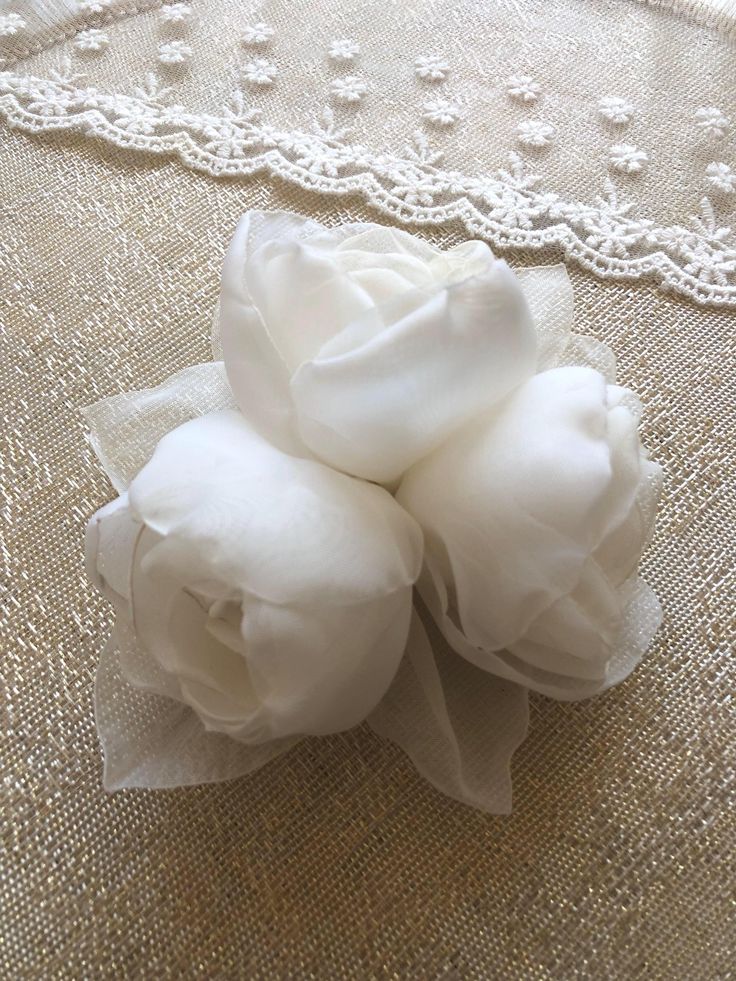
[1,68,735,307]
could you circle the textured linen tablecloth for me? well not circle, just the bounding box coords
[1,0,735,977]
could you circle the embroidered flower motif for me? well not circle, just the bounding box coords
[506,75,541,103]
[706,162,736,194]
[74,29,110,52]
[76,0,112,13]
[695,107,730,139]
[422,98,460,127]
[598,96,635,125]
[516,120,554,147]
[0,13,26,36]
[202,123,260,159]
[609,143,648,174]
[157,40,192,65]
[241,23,274,45]
[415,55,450,82]
[330,76,367,103]
[328,39,359,62]
[113,109,159,135]
[390,179,440,207]
[160,3,192,26]
[294,143,344,176]
[27,88,74,117]
[242,58,278,86]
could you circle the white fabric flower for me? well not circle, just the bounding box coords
[506,75,541,103]
[241,23,274,45]
[415,55,450,81]
[218,211,536,484]
[695,107,730,139]
[705,162,736,194]
[422,98,460,126]
[0,13,26,36]
[516,119,554,147]
[396,366,662,699]
[609,143,648,173]
[74,29,110,52]
[160,3,192,25]
[242,58,278,86]
[86,410,422,741]
[328,39,359,62]
[598,96,635,124]
[330,75,367,102]
[157,41,192,65]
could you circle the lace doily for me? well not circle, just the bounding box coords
[1,0,735,305]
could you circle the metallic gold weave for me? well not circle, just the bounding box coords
[1,128,734,979]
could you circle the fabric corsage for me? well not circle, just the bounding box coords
[84,211,661,812]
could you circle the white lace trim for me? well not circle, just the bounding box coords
[1,67,735,306]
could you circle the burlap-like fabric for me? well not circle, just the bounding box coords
[1,127,734,979]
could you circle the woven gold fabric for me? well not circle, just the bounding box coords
[1,127,734,979]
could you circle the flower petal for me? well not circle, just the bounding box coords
[95,623,297,791]
[368,609,529,813]
[238,587,413,737]
[397,367,614,651]
[292,261,537,483]
[128,409,423,607]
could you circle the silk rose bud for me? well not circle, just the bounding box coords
[218,211,537,484]
[86,410,423,741]
[396,367,662,699]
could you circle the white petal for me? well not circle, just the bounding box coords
[219,214,309,456]
[83,362,236,491]
[397,367,613,651]
[95,624,297,791]
[292,261,537,483]
[128,409,423,607]
[368,610,529,813]
[238,587,413,737]
[515,264,575,370]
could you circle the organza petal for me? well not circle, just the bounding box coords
[396,367,615,650]
[95,622,298,791]
[238,587,413,738]
[83,362,236,491]
[128,409,423,608]
[291,261,537,483]
[219,214,310,456]
[515,264,575,370]
[368,610,529,814]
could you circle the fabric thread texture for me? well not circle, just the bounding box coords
[1,122,734,978]
[1,0,736,306]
